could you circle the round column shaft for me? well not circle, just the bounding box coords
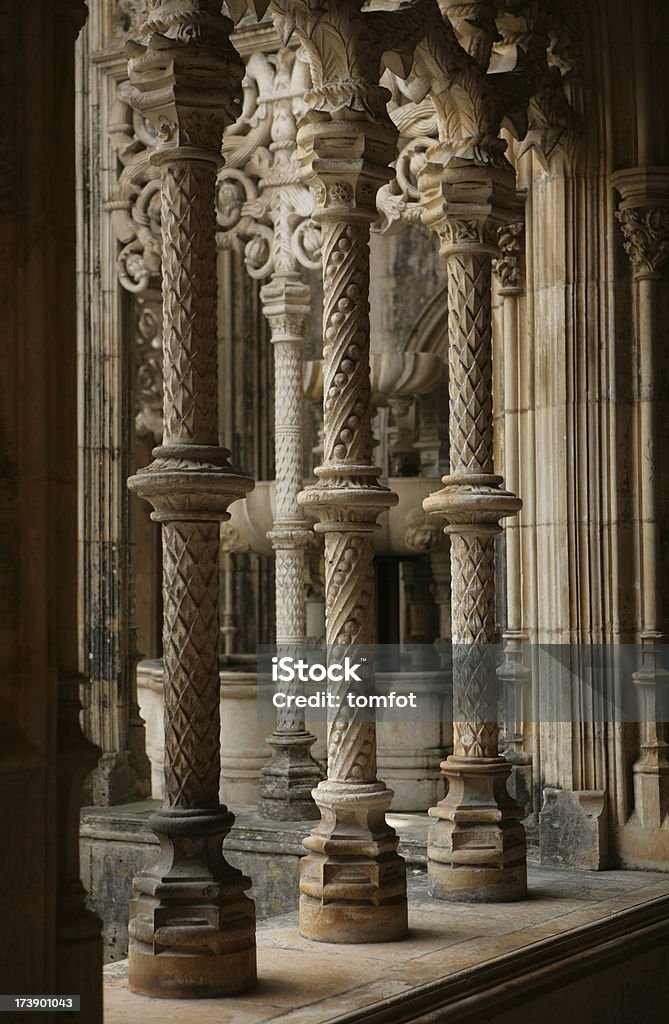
[493,223,533,806]
[259,273,323,819]
[125,2,256,996]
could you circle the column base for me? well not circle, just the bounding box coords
[299,781,408,943]
[127,807,257,998]
[427,757,527,902]
[258,731,323,820]
[632,761,669,830]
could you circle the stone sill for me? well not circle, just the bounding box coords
[103,867,669,1024]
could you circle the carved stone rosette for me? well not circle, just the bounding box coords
[420,158,527,901]
[124,1,256,997]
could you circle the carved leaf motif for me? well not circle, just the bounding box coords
[617,207,669,277]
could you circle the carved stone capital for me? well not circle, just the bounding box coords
[612,167,669,280]
[492,221,525,292]
[298,115,398,223]
[126,1,244,159]
[616,207,669,280]
[260,274,311,341]
[418,157,521,256]
[403,508,445,553]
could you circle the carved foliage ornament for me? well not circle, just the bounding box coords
[492,221,524,289]
[216,48,321,278]
[134,296,164,442]
[270,0,502,168]
[616,207,669,278]
[108,83,162,293]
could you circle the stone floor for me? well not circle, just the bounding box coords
[103,866,669,1024]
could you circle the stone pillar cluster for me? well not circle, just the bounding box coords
[493,222,533,811]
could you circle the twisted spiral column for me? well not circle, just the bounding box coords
[124,2,256,997]
[258,274,323,819]
[420,159,527,902]
[297,119,407,944]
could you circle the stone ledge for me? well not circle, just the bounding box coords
[103,868,669,1023]
[81,802,433,961]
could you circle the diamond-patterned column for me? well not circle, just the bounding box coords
[124,1,256,996]
[420,159,527,902]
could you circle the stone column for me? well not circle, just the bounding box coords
[493,222,533,813]
[258,274,323,818]
[125,2,256,997]
[297,120,407,939]
[420,160,527,901]
[613,168,669,830]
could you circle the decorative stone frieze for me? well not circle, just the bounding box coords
[124,0,256,997]
[134,295,163,442]
[108,82,161,294]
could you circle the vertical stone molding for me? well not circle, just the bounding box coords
[493,221,533,813]
[612,167,669,831]
[273,0,410,944]
[54,3,104,1013]
[421,161,527,901]
[125,1,256,997]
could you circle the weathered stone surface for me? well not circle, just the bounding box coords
[104,868,669,1023]
[81,803,431,963]
[539,789,608,872]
